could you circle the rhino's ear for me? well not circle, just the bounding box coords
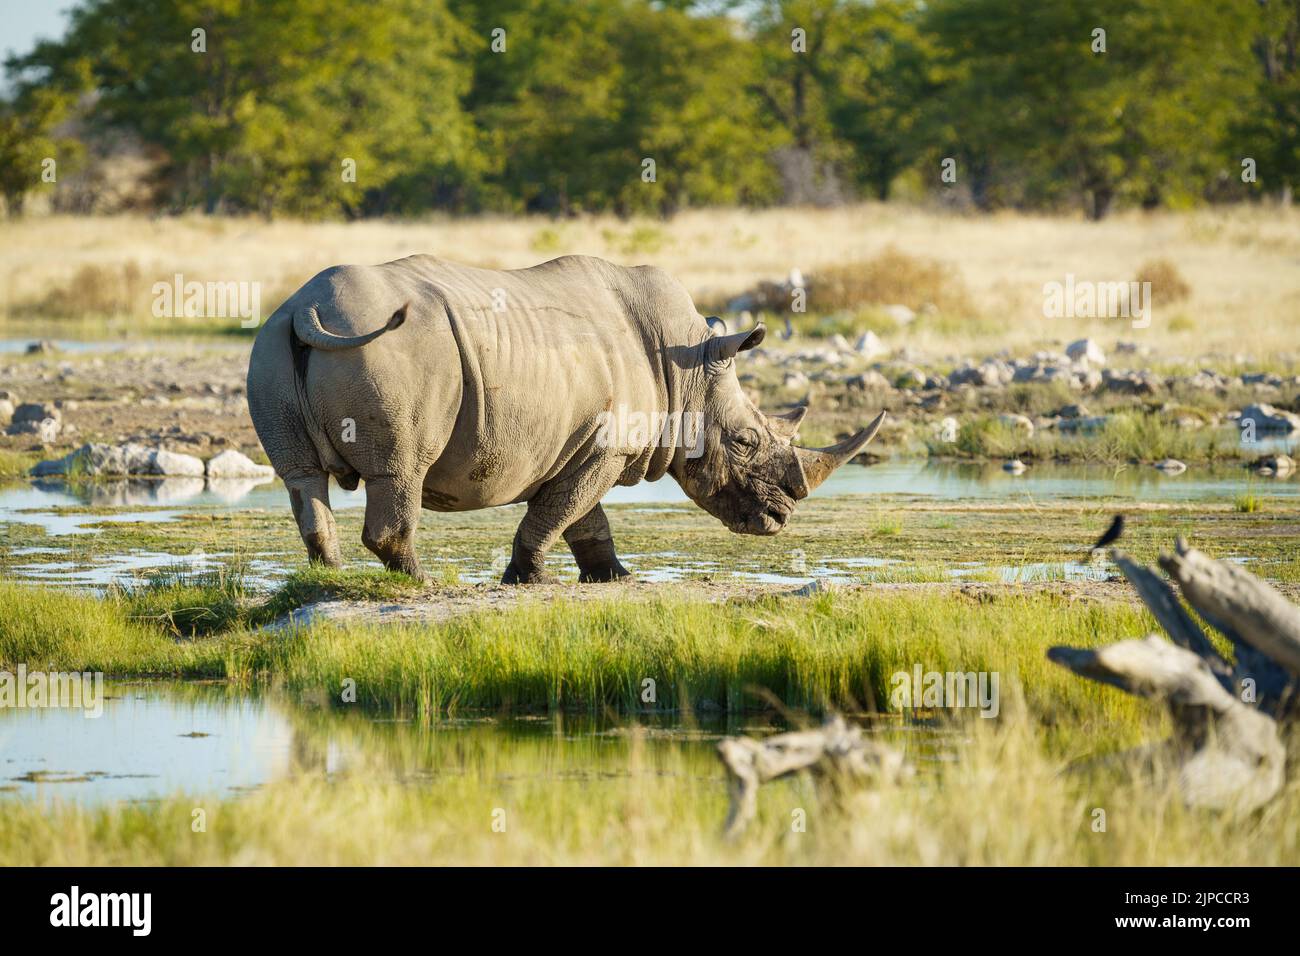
[710,324,765,362]
[765,404,807,440]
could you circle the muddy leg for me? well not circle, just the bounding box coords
[361,474,426,581]
[563,504,631,582]
[503,459,622,585]
[286,470,341,567]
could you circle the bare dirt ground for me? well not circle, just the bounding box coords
[0,344,258,461]
[269,577,1146,631]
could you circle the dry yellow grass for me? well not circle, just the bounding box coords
[1,203,1297,357]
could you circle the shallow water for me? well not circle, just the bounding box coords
[1,459,1291,589]
[3,459,1293,519]
[0,682,952,807]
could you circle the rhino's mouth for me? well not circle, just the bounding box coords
[740,504,789,536]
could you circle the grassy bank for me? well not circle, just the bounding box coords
[1,575,1158,736]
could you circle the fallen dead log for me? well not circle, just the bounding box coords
[715,714,908,838]
[1048,537,1299,812]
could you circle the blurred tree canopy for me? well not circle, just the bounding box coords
[1,0,1295,218]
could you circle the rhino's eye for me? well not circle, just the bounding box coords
[730,428,759,457]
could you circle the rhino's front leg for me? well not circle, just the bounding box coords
[563,504,631,583]
[502,459,622,585]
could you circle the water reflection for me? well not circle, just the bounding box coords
[2,459,1294,521]
[0,682,952,807]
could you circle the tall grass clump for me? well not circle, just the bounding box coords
[12,261,145,319]
[807,246,971,315]
[1136,257,1192,304]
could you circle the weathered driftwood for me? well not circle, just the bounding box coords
[1048,537,1299,812]
[715,714,907,838]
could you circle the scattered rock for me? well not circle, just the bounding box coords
[0,399,13,428]
[853,330,889,359]
[1102,368,1160,396]
[1058,415,1110,434]
[894,367,927,390]
[31,442,205,478]
[1154,458,1187,474]
[844,370,891,391]
[1066,338,1106,366]
[1003,459,1027,474]
[1239,402,1300,434]
[949,360,1012,388]
[205,449,276,479]
[1058,403,1089,419]
[6,402,62,439]
[880,304,916,326]
[997,413,1035,437]
[1253,454,1296,478]
[26,340,59,355]
[789,579,834,597]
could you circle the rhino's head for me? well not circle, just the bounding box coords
[675,324,886,535]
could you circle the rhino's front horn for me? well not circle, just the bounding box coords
[795,410,887,492]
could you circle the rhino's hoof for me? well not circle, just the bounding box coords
[501,562,559,585]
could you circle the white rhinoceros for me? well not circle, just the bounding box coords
[247,255,884,583]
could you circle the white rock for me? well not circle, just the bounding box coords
[881,304,916,325]
[206,449,276,479]
[31,442,203,478]
[1154,458,1187,474]
[1003,459,1028,474]
[853,330,888,359]
[1255,454,1296,477]
[997,413,1035,437]
[1066,338,1107,366]
[150,448,206,477]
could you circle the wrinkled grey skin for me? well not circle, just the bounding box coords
[247,255,884,583]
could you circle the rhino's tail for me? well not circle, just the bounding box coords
[292,303,407,351]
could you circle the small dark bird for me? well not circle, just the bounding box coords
[1091,514,1125,551]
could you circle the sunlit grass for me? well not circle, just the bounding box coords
[1,578,1157,735]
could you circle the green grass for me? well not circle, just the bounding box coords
[928,411,1242,464]
[0,577,1158,738]
[0,449,36,478]
[1236,493,1263,513]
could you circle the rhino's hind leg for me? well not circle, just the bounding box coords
[563,504,631,583]
[503,459,624,585]
[287,471,341,567]
[360,475,427,582]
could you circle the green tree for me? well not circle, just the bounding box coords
[6,0,485,217]
[0,80,84,216]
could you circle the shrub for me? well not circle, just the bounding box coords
[1136,258,1192,304]
[808,246,970,314]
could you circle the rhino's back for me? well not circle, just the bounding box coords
[298,255,695,509]
[391,257,672,506]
